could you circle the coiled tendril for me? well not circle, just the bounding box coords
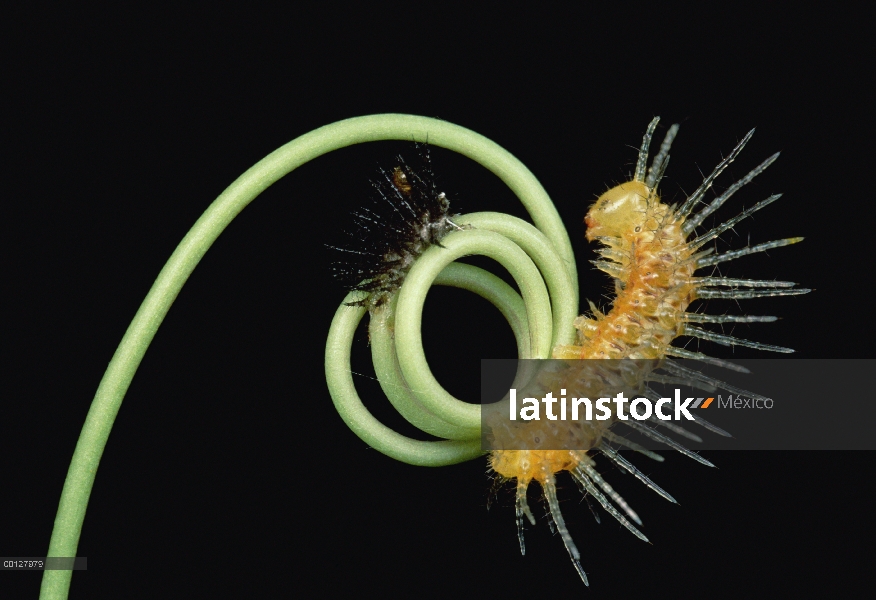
[42,114,578,600]
[324,117,580,465]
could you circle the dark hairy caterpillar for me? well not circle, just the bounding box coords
[328,145,461,310]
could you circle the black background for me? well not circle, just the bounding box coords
[4,4,871,598]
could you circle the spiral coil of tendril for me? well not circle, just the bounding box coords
[43,114,581,600]
[324,115,580,466]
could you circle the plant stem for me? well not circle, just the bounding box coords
[41,114,576,599]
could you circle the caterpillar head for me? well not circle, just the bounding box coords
[585,181,654,241]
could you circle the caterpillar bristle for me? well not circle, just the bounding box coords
[634,117,661,183]
[693,276,798,288]
[662,359,771,406]
[696,287,811,299]
[593,235,622,245]
[682,313,779,323]
[690,247,717,263]
[571,466,649,542]
[644,373,718,394]
[584,499,602,525]
[683,151,781,234]
[646,415,704,443]
[647,154,671,198]
[645,123,679,189]
[590,259,624,278]
[542,476,590,585]
[676,127,757,219]
[695,237,804,268]
[663,346,751,373]
[680,324,796,353]
[602,430,665,462]
[598,444,678,504]
[328,144,459,311]
[515,479,535,556]
[686,193,784,252]
[585,298,605,319]
[596,246,628,262]
[622,420,717,467]
[577,462,642,525]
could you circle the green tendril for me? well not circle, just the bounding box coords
[41,114,579,600]
[369,263,528,441]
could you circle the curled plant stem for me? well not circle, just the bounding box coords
[393,227,553,429]
[329,209,579,458]
[456,212,577,349]
[369,262,529,440]
[41,114,578,600]
[325,296,485,465]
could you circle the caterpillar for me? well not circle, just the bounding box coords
[328,144,461,311]
[488,118,809,584]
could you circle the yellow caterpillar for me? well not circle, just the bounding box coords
[489,118,809,584]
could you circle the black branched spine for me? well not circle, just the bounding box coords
[329,145,459,310]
